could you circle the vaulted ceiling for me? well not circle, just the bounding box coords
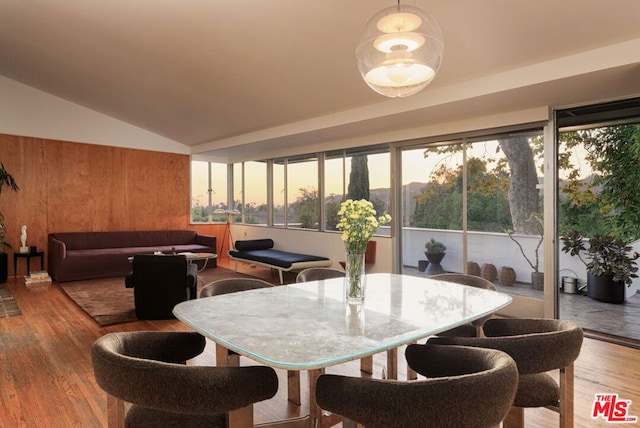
[1,0,640,161]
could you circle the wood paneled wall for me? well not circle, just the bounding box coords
[0,133,225,276]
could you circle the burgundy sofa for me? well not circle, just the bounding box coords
[48,230,216,282]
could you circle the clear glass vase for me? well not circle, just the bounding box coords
[345,252,366,303]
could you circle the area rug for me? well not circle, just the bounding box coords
[0,288,22,318]
[59,267,256,326]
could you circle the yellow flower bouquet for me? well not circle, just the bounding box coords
[337,199,391,301]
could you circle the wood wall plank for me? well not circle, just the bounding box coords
[1,133,226,277]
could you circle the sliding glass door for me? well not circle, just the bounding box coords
[556,98,640,342]
[400,129,545,303]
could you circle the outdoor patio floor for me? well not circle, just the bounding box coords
[404,266,640,348]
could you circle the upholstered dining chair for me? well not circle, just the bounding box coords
[200,277,274,297]
[430,273,498,337]
[428,318,584,428]
[91,331,278,428]
[200,278,303,406]
[125,254,197,320]
[295,267,345,283]
[316,344,518,428]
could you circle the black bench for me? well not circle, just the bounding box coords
[229,239,332,284]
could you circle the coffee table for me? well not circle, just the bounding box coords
[177,251,217,270]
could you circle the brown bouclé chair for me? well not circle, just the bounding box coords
[428,318,584,428]
[317,344,518,428]
[91,331,278,427]
[199,277,274,297]
[296,267,345,283]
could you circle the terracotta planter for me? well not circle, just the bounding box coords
[499,266,516,286]
[467,261,480,276]
[480,263,497,282]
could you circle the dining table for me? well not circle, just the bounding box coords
[173,272,513,428]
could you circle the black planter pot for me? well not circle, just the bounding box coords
[425,252,445,275]
[0,252,7,283]
[587,272,626,304]
[417,260,429,272]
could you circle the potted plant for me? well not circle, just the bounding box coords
[560,229,638,304]
[507,213,544,290]
[0,162,20,283]
[424,238,446,275]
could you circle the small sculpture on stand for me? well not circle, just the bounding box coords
[19,225,29,253]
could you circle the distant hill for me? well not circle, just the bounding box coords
[325,182,428,219]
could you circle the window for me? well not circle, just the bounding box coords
[190,161,228,223]
[287,154,318,230]
[273,159,285,227]
[197,146,391,234]
[401,129,545,292]
[324,146,391,232]
[233,163,243,221]
[243,161,268,225]
[324,151,345,231]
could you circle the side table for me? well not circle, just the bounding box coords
[14,251,45,277]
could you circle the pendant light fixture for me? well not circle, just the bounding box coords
[355,1,444,98]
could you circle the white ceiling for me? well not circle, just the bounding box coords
[1,0,640,161]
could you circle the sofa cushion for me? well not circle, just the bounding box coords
[51,230,199,250]
[228,248,328,269]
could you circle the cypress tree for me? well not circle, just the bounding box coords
[347,155,370,200]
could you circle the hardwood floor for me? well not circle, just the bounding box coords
[1,260,639,427]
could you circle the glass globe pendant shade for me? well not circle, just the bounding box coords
[355,4,444,98]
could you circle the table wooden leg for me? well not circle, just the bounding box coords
[360,356,373,374]
[386,348,398,380]
[216,344,240,366]
[287,371,301,405]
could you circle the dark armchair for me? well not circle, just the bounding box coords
[125,254,197,320]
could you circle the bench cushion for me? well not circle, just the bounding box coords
[229,248,328,269]
[234,239,274,251]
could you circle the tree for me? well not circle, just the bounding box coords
[347,155,370,201]
[412,157,511,231]
[421,138,542,234]
[498,136,541,234]
[291,187,318,229]
[324,195,341,231]
[559,124,640,241]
